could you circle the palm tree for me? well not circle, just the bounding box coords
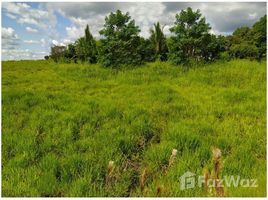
[149,22,168,61]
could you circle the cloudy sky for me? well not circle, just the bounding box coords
[2,2,266,60]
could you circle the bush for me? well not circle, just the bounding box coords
[44,56,50,60]
[219,51,231,61]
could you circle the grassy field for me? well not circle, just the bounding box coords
[2,59,266,197]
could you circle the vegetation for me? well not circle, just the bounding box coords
[98,10,143,67]
[149,22,168,61]
[169,7,219,64]
[225,15,267,60]
[3,5,267,198]
[75,25,97,63]
[48,8,266,67]
[2,59,266,197]
[50,45,66,63]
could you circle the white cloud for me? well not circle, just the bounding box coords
[62,39,72,45]
[163,2,266,35]
[2,2,57,30]
[123,3,167,38]
[2,27,18,39]
[50,2,266,39]
[5,13,17,19]
[2,49,47,60]
[23,40,40,44]
[40,38,46,47]
[25,26,38,33]
[2,27,20,49]
[52,40,65,46]
[2,3,59,59]
[46,2,168,39]
[65,26,84,41]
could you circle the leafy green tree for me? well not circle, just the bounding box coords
[64,43,77,63]
[50,45,66,62]
[233,27,252,41]
[200,35,226,61]
[252,15,266,58]
[229,42,258,59]
[169,7,213,64]
[149,22,168,61]
[224,15,266,60]
[228,27,254,59]
[225,20,264,60]
[98,10,143,67]
[75,37,86,62]
[138,37,156,62]
[75,25,97,63]
[84,25,97,63]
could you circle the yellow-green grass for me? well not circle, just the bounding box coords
[2,59,266,197]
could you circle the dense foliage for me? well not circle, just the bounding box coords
[98,10,143,67]
[225,15,267,60]
[169,8,214,64]
[149,22,168,61]
[48,8,266,66]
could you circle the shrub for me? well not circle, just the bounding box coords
[229,42,259,59]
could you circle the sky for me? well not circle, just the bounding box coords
[1,2,267,60]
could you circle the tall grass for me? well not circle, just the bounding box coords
[2,59,266,197]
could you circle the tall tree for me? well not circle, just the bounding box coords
[75,25,97,63]
[149,22,168,61]
[98,10,143,67]
[169,7,214,64]
[84,25,97,63]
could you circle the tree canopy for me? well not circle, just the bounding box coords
[98,10,143,67]
[168,7,220,64]
[48,8,266,66]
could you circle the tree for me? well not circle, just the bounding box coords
[168,7,216,65]
[229,42,258,59]
[200,35,226,61]
[149,22,168,61]
[75,25,97,63]
[84,25,97,63]
[224,15,266,60]
[98,10,143,67]
[138,37,156,62]
[50,45,66,62]
[233,27,252,41]
[75,37,87,62]
[44,55,49,60]
[251,15,266,58]
[64,43,77,63]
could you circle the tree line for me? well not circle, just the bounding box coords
[47,7,266,67]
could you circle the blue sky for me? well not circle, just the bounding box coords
[2,2,266,60]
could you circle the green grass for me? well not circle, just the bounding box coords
[2,59,266,197]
